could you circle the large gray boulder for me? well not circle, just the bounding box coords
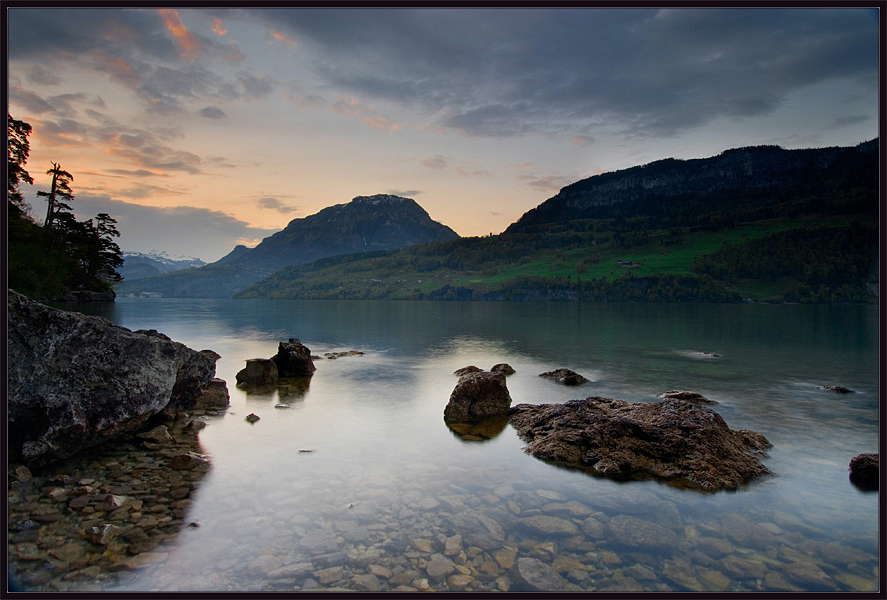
[508,396,771,491]
[444,370,512,422]
[272,338,316,377]
[7,290,217,467]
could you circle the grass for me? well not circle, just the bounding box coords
[244,214,857,301]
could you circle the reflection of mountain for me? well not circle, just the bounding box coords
[116,195,459,298]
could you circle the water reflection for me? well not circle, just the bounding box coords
[446,414,510,441]
[21,299,878,593]
[239,376,313,402]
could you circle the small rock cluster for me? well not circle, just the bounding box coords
[236,339,316,386]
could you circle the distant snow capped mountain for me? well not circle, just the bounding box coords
[119,251,207,280]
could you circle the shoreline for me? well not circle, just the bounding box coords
[7,409,218,592]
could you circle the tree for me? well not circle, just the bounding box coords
[37,162,74,228]
[93,213,124,283]
[8,114,34,217]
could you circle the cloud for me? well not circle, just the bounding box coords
[257,196,298,214]
[55,194,280,261]
[514,163,582,193]
[248,8,877,140]
[268,30,298,47]
[422,156,448,170]
[200,106,227,119]
[9,8,258,116]
[9,85,56,113]
[212,18,227,36]
[25,109,206,174]
[27,66,62,85]
[826,115,870,130]
[158,8,200,59]
[387,189,422,198]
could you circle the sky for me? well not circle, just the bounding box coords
[7,7,880,262]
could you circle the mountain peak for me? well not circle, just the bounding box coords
[351,194,412,205]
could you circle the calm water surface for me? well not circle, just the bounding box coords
[70,299,879,592]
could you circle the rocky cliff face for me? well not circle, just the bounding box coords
[7,290,218,467]
[507,139,878,233]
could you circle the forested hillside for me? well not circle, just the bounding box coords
[236,139,878,304]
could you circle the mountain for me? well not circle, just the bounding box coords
[506,139,877,234]
[236,139,878,304]
[218,194,459,272]
[118,251,206,280]
[116,194,459,298]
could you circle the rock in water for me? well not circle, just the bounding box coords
[491,363,516,375]
[272,338,316,376]
[7,290,217,467]
[235,358,279,386]
[444,371,512,422]
[658,390,717,405]
[820,385,853,394]
[512,557,565,591]
[454,366,483,376]
[849,453,878,490]
[508,396,772,491]
[194,378,230,408]
[539,368,589,385]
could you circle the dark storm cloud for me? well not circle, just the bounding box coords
[9,8,265,115]
[250,7,877,139]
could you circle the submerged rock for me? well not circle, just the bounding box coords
[272,338,316,376]
[512,557,565,592]
[235,358,278,386]
[658,390,717,405]
[849,453,878,490]
[7,290,217,467]
[539,369,589,386]
[508,396,772,491]
[444,371,512,422]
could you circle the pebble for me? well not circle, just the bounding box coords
[7,411,877,595]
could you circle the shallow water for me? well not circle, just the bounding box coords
[26,299,880,591]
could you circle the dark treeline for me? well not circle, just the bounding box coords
[418,273,742,303]
[691,224,878,303]
[8,115,123,300]
[244,272,742,303]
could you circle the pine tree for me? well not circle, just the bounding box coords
[7,114,34,218]
[38,162,75,229]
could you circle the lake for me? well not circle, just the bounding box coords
[30,299,883,591]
